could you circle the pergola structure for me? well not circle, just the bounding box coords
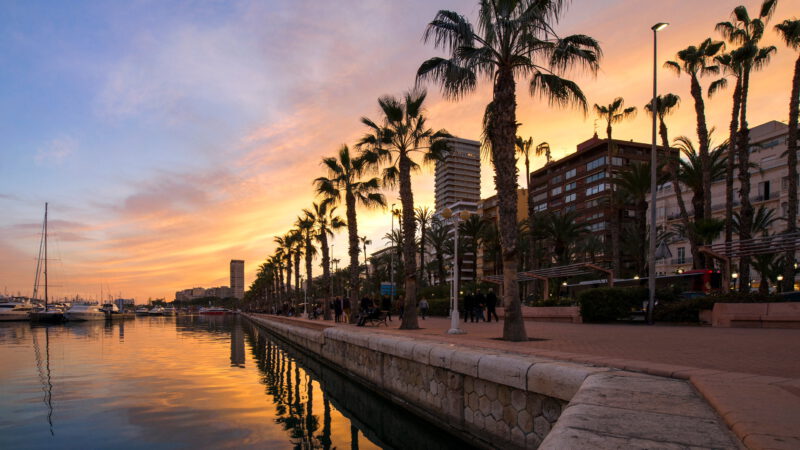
[483,263,614,300]
[700,231,800,293]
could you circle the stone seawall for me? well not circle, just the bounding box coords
[245,314,741,449]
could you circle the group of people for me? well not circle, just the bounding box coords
[462,289,499,322]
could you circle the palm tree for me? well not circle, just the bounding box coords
[296,213,317,311]
[593,97,637,141]
[426,218,449,285]
[535,142,552,165]
[775,18,800,291]
[360,235,371,280]
[717,1,778,292]
[306,199,345,320]
[414,207,434,287]
[645,94,694,247]
[275,234,293,299]
[541,211,587,265]
[516,136,535,220]
[734,205,779,237]
[359,90,450,330]
[418,1,601,341]
[752,252,780,294]
[613,162,655,276]
[665,38,725,223]
[315,145,386,322]
[289,229,303,307]
[459,215,488,284]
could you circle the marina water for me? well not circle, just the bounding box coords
[0,315,471,449]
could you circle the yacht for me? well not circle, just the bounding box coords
[199,307,228,315]
[30,304,66,323]
[163,306,176,316]
[135,306,150,316]
[0,301,35,321]
[148,306,165,316]
[65,304,105,321]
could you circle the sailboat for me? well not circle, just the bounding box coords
[30,203,65,323]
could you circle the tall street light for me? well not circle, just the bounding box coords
[648,22,669,325]
[442,207,469,334]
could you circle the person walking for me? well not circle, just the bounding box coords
[476,290,487,322]
[486,288,499,322]
[463,291,474,323]
[333,297,343,323]
[418,298,429,320]
[381,295,392,321]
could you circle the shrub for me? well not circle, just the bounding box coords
[424,298,451,316]
[577,287,643,323]
[532,297,577,307]
[653,297,715,323]
[419,284,449,300]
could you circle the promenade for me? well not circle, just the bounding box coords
[271,314,800,449]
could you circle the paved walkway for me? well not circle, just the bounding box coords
[275,314,800,449]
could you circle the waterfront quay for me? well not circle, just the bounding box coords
[244,313,800,449]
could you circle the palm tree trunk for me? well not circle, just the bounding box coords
[738,67,754,291]
[345,187,360,323]
[418,222,426,289]
[726,78,742,245]
[399,153,419,330]
[304,237,313,314]
[294,253,301,308]
[286,255,293,301]
[489,68,526,342]
[690,74,711,221]
[610,199,622,275]
[661,121,699,268]
[784,56,800,292]
[437,250,445,285]
[320,233,332,320]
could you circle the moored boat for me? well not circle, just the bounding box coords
[163,306,176,316]
[148,306,165,316]
[30,305,66,323]
[0,301,35,321]
[135,306,150,316]
[199,307,228,315]
[65,304,105,321]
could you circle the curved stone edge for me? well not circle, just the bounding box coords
[245,315,742,449]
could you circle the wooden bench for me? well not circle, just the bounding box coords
[361,310,389,327]
[712,302,800,328]
[497,306,582,324]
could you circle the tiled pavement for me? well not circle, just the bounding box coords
[280,314,800,449]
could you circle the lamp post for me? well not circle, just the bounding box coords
[648,22,669,325]
[442,207,468,334]
[777,274,784,293]
[732,272,739,290]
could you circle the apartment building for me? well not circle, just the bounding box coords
[528,133,673,271]
[477,188,528,278]
[650,120,798,288]
[435,137,481,215]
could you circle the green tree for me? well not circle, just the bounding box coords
[665,38,725,223]
[417,0,601,341]
[426,217,450,285]
[541,211,587,265]
[459,214,488,284]
[414,207,434,287]
[305,199,345,320]
[359,90,450,330]
[315,145,386,322]
[775,18,800,291]
[613,162,658,276]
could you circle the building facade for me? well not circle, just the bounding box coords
[528,134,673,272]
[650,120,799,289]
[230,259,245,300]
[477,188,529,279]
[435,137,481,215]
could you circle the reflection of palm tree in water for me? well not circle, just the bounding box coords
[31,326,55,436]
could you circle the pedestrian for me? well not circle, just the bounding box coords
[397,298,405,321]
[333,297,343,323]
[381,295,392,321]
[486,288,499,322]
[343,298,351,323]
[463,291,473,322]
[419,298,429,320]
[476,290,487,322]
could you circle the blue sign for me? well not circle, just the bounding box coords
[380,282,396,296]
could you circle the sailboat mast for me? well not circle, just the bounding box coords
[44,202,48,307]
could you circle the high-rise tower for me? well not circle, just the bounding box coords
[230,260,244,300]
[434,137,481,215]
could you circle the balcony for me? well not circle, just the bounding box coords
[670,257,692,265]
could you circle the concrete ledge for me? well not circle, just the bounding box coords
[712,302,800,328]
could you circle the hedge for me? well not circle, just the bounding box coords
[577,287,643,323]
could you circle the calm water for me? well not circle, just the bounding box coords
[0,315,472,449]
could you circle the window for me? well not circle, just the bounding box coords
[585,199,601,209]
[551,186,562,196]
[533,192,547,202]
[565,193,576,203]
[550,198,562,207]
[758,181,771,200]
[534,203,547,212]
[586,183,608,197]
[566,168,577,179]
[584,211,603,221]
[565,205,576,213]
[551,174,563,184]
[586,171,606,183]
[612,157,624,166]
[565,182,576,191]
[586,156,606,171]
[588,222,607,232]
[677,247,686,264]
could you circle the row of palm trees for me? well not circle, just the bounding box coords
[245,1,799,341]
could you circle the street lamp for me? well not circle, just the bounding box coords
[647,21,669,325]
[732,272,739,290]
[777,274,784,293]
[442,207,469,335]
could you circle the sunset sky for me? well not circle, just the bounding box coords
[1,0,799,302]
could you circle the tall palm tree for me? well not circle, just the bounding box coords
[593,97,637,141]
[734,205,779,237]
[775,18,800,291]
[666,38,725,222]
[306,199,345,320]
[418,1,601,341]
[717,0,778,292]
[414,207,433,287]
[645,94,693,246]
[459,215,488,284]
[315,145,386,322]
[426,218,449,285]
[360,235,371,280]
[613,162,655,276]
[516,136,535,221]
[359,90,450,330]
[288,229,303,307]
[541,211,587,265]
[535,142,552,165]
[296,213,317,310]
[275,234,293,299]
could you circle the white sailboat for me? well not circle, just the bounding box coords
[64,304,105,321]
[30,203,65,323]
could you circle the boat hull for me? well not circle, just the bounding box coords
[65,312,106,321]
[30,312,65,323]
[0,313,31,321]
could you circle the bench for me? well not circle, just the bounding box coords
[712,302,800,328]
[360,310,388,327]
[497,306,582,324]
